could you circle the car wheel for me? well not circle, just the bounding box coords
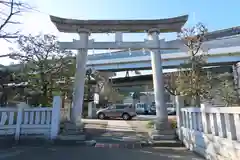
[98,113,105,120]
[122,113,130,120]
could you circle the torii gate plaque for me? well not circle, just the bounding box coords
[50,15,188,140]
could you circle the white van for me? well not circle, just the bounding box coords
[135,103,149,114]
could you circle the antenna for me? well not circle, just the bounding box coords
[128,48,132,55]
[142,48,146,55]
[193,12,196,24]
[108,48,112,55]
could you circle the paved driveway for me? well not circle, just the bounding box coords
[135,115,176,121]
[83,115,176,121]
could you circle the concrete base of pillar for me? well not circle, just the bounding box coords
[149,120,176,140]
[87,102,97,119]
[150,129,176,140]
[61,121,84,136]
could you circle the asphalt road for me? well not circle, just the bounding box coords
[0,146,203,160]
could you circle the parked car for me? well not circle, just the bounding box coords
[167,107,176,115]
[149,105,156,115]
[149,102,156,115]
[149,103,176,115]
[166,102,176,115]
[96,104,136,120]
[135,103,149,115]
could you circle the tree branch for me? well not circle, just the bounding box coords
[0,0,32,40]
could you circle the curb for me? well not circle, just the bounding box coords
[146,139,184,147]
[94,142,143,149]
[53,139,96,146]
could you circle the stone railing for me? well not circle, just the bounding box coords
[176,99,240,160]
[0,96,62,140]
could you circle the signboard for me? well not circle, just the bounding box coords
[94,93,99,104]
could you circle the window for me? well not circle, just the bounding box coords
[109,105,116,109]
[116,105,126,109]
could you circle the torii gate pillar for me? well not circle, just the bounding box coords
[71,31,89,124]
[148,29,175,140]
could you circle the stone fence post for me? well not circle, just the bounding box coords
[175,96,184,141]
[51,96,62,140]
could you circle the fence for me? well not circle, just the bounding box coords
[0,96,62,140]
[176,96,240,160]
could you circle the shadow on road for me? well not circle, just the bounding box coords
[84,123,107,140]
[140,147,204,160]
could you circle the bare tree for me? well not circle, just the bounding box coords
[179,23,216,107]
[177,23,213,107]
[10,34,74,106]
[164,71,181,96]
[163,23,214,107]
[0,0,31,39]
[178,23,207,57]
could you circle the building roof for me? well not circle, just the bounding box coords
[50,15,188,33]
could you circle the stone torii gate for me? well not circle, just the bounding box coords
[50,15,188,139]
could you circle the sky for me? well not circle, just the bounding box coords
[1,0,240,76]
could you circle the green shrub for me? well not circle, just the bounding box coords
[146,119,177,129]
[146,120,154,128]
[171,120,177,129]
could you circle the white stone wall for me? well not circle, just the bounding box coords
[0,96,61,140]
[179,104,240,160]
[182,128,240,160]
